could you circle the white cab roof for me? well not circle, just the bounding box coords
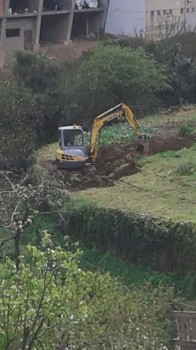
[58,125,83,131]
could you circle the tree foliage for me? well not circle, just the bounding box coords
[74,45,170,120]
[14,51,59,95]
[0,232,174,350]
[13,51,66,144]
[117,31,196,106]
[0,80,38,168]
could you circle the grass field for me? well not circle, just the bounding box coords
[74,144,196,223]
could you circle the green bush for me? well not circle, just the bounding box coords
[14,51,60,94]
[65,205,196,274]
[178,124,193,137]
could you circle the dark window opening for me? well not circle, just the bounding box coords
[43,0,68,11]
[9,0,39,14]
[6,28,20,37]
[71,13,87,38]
[192,7,195,12]
[180,8,184,13]
[163,10,166,15]
[157,10,161,16]
[63,129,84,147]
[169,9,173,14]
[9,0,23,13]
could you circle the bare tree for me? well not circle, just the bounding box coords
[0,170,68,269]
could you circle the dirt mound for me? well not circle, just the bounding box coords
[49,146,139,190]
[148,134,196,155]
[95,145,137,175]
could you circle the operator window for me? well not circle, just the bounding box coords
[64,130,83,146]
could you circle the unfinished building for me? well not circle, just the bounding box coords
[0,0,108,67]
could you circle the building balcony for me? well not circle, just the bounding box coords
[6,11,38,18]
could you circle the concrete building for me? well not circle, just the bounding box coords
[105,0,196,39]
[0,0,108,67]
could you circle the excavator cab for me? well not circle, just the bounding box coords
[56,125,86,169]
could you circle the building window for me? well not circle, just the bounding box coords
[6,28,20,37]
[180,8,184,13]
[157,10,161,16]
[192,7,195,12]
[169,9,173,14]
[163,10,166,15]
[151,11,154,17]
[187,7,189,13]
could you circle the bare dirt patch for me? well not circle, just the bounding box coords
[39,40,100,61]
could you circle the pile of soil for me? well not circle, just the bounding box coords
[147,134,196,154]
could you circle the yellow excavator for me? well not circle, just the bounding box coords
[56,102,143,169]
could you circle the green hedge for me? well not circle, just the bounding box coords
[65,205,196,274]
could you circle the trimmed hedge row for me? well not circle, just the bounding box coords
[65,205,196,273]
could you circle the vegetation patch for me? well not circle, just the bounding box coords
[178,124,194,137]
[80,247,196,299]
[18,214,196,298]
[0,232,175,350]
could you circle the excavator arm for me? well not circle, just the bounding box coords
[89,102,141,162]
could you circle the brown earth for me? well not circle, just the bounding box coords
[39,40,100,61]
[46,126,196,191]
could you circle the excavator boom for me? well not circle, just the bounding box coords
[89,102,141,162]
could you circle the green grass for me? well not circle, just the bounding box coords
[79,246,196,299]
[74,144,196,223]
[139,105,196,125]
[80,247,170,286]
